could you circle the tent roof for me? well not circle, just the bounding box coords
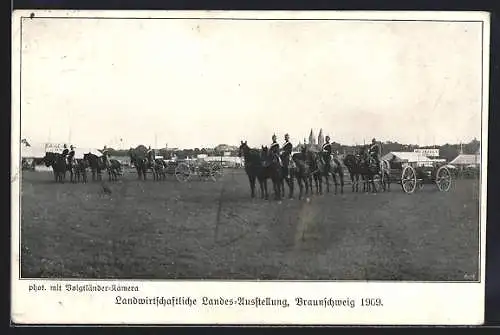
[381,152,434,163]
[21,142,103,159]
[449,154,480,165]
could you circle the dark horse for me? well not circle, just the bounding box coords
[128,149,148,180]
[358,147,391,193]
[71,158,89,183]
[260,146,283,200]
[238,141,281,200]
[238,141,264,199]
[102,155,123,182]
[83,153,105,181]
[343,153,364,192]
[316,152,344,195]
[291,148,313,200]
[43,152,67,183]
[147,157,166,181]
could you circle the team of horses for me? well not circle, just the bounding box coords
[42,145,391,197]
[42,152,123,183]
[238,141,391,201]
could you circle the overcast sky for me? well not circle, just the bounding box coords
[19,17,483,149]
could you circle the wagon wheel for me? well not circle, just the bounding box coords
[175,162,191,182]
[401,165,417,194]
[435,166,452,192]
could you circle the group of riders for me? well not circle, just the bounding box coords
[60,144,114,169]
[265,133,382,170]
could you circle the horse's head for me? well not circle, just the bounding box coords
[83,153,95,163]
[43,152,56,166]
[261,146,269,157]
[238,140,249,157]
[343,154,356,167]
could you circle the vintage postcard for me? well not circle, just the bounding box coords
[11,10,489,325]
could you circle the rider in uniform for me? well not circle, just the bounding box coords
[281,133,293,173]
[369,138,381,165]
[62,144,69,156]
[322,136,333,165]
[68,145,76,163]
[61,144,70,165]
[102,145,110,167]
[147,146,156,168]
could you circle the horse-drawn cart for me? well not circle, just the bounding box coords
[387,161,452,194]
[166,159,224,183]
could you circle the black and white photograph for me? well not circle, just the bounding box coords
[11,10,488,325]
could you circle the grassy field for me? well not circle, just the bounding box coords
[19,168,480,281]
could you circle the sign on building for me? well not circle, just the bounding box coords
[414,148,440,157]
[44,143,66,153]
[224,151,231,156]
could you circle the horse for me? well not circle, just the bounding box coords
[307,151,345,195]
[359,148,391,193]
[105,156,123,181]
[43,152,67,183]
[343,153,363,192]
[71,158,89,183]
[238,141,265,199]
[83,153,106,181]
[291,147,314,200]
[147,158,167,181]
[128,149,147,180]
[260,146,283,200]
[304,151,323,195]
[66,154,77,183]
[152,158,167,180]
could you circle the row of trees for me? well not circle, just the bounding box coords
[106,139,480,162]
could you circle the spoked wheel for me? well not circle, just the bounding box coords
[401,165,417,194]
[175,162,191,182]
[435,166,452,192]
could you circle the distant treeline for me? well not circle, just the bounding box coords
[108,139,480,162]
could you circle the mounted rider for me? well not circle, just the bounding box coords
[62,144,69,156]
[60,144,70,165]
[67,145,76,167]
[281,133,293,173]
[322,135,333,165]
[269,134,281,164]
[102,145,110,167]
[368,138,381,166]
[147,146,156,166]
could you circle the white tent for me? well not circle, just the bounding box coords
[449,154,480,166]
[73,147,102,159]
[381,152,435,166]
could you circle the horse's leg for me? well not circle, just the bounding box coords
[324,170,329,194]
[287,176,294,199]
[249,175,256,198]
[296,176,302,200]
[331,173,337,195]
[317,174,321,194]
[339,171,344,194]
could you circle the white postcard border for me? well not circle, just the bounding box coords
[11,10,489,325]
